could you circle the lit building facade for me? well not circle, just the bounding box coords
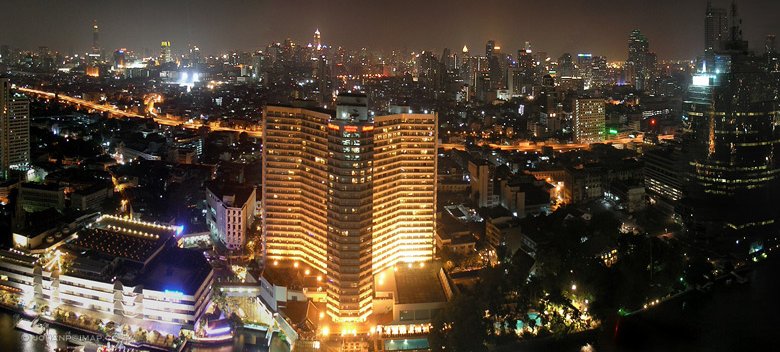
[206,182,257,250]
[573,98,605,144]
[262,95,437,323]
[161,41,173,64]
[0,78,30,177]
[627,29,649,90]
[0,215,213,328]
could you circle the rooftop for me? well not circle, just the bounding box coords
[394,263,447,305]
[140,246,212,295]
[67,215,176,264]
[206,181,255,207]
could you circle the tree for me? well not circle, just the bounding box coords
[430,293,489,352]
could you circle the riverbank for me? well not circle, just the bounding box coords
[495,253,780,351]
[0,303,171,351]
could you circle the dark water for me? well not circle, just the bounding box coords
[0,311,104,351]
[507,254,780,352]
[0,310,285,352]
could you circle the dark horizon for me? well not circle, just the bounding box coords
[2,0,780,60]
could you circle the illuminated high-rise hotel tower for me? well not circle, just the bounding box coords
[262,94,437,322]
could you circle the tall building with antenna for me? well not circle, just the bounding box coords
[89,20,101,63]
[314,29,322,50]
[681,1,780,253]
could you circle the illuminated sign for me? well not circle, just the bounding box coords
[608,129,618,135]
[692,74,712,86]
[165,289,184,297]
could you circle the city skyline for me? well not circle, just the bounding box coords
[3,0,780,60]
[1,1,779,351]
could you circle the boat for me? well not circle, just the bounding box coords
[15,317,47,335]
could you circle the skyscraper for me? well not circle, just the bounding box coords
[160,41,173,63]
[0,78,30,177]
[573,98,605,144]
[705,1,729,52]
[112,48,126,69]
[92,20,100,56]
[558,53,574,77]
[627,29,649,90]
[313,29,322,50]
[89,20,101,64]
[485,40,495,58]
[262,94,437,323]
[681,2,780,252]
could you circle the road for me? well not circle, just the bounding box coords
[440,134,675,152]
[17,87,263,137]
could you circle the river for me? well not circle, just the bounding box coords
[499,253,780,352]
[0,311,281,352]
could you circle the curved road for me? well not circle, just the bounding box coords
[17,87,263,137]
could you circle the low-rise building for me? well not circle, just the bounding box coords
[0,215,212,329]
[205,182,256,250]
[18,182,66,212]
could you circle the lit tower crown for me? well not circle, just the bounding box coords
[314,29,322,50]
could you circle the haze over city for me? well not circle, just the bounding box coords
[3,0,780,59]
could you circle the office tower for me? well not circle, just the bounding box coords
[644,144,684,214]
[89,20,101,64]
[766,34,777,54]
[681,3,780,250]
[161,41,173,63]
[0,78,30,177]
[92,20,100,56]
[766,35,780,72]
[510,47,535,95]
[460,45,471,83]
[558,53,574,77]
[262,94,437,323]
[573,98,605,144]
[486,42,503,90]
[577,53,594,88]
[627,29,649,90]
[468,159,497,208]
[485,40,495,58]
[517,47,534,73]
[0,45,9,64]
[591,55,608,88]
[112,48,126,69]
[705,1,729,52]
[441,48,454,71]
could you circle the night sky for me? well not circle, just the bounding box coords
[3,0,780,60]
